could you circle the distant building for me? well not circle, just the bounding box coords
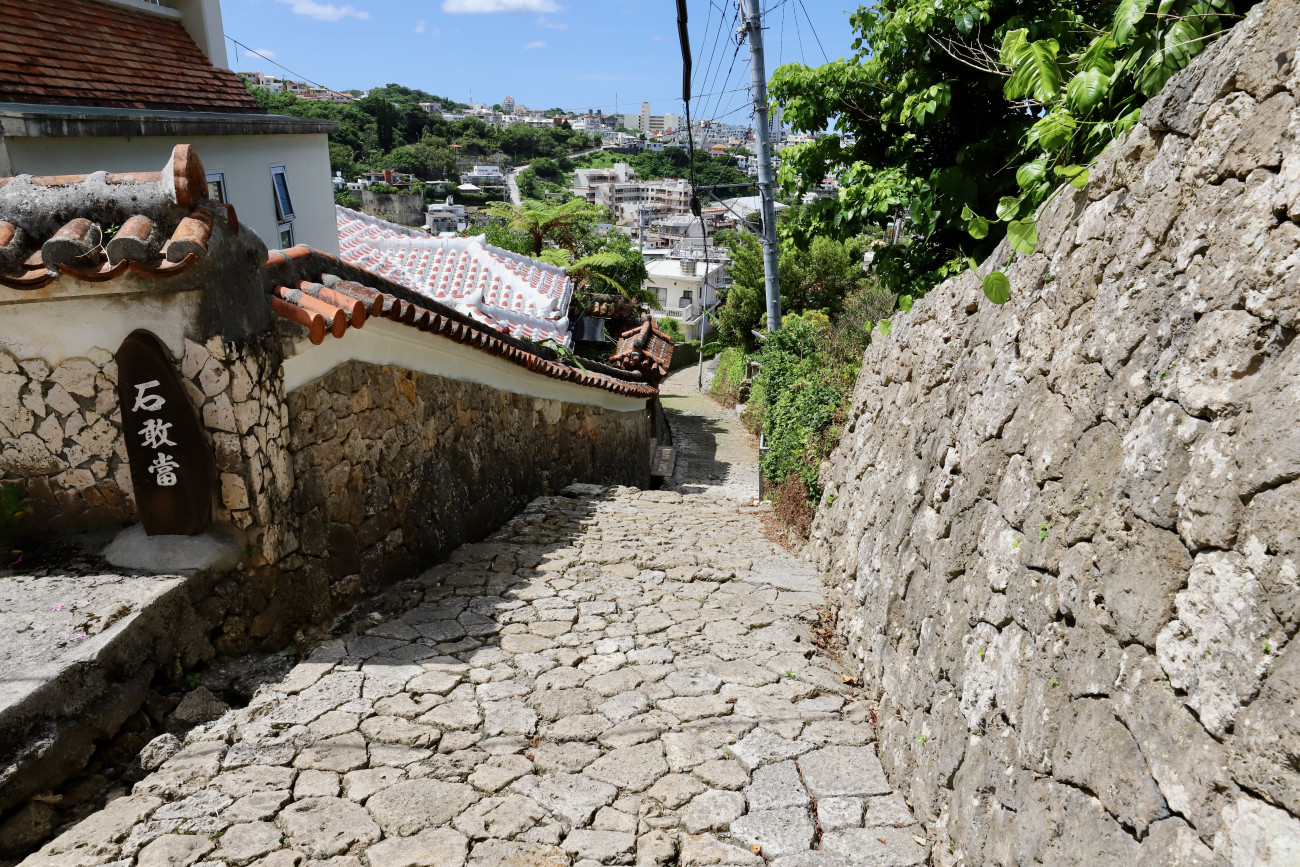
[594,179,692,225]
[570,163,636,202]
[642,256,729,341]
[464,165,505,188]
[621,102,681,135]
[502,95,516,113]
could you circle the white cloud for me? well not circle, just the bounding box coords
[524,40,548,49]
[650,34,663,42]
[252,48,277,59]
[274,0,370,21]
[415,19,427,32]
[537,15,567,29]
[442,0,562,13]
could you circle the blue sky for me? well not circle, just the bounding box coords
[220,0,860,121]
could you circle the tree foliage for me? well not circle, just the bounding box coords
[470,201,651,317]
[769,0,1251,301]
[714,229,872,348]
[245,82,598,184]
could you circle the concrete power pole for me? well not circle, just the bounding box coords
[740,0,782,333]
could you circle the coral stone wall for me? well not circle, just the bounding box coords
[268,360,649,629]
[808,2,1300,863]
[0,334,287,540]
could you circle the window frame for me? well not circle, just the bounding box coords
[205,171,227,204]
[270,164,295,221]
[277,222,295,249]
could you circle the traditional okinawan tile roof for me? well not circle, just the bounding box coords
[0,145,655,399]
[0,144,232,290]
[335,207,574,346]
[265,245,658,399]
[609,317,675,386]
[0,0,262,113]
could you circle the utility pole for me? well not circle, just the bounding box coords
[740,0,782,333]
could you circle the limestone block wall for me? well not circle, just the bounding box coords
[263,360,649,633]
[0,333,287,540]
[808,2,1300,863]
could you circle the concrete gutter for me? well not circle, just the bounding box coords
[0,103,338,140]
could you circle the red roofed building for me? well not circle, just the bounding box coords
[0,0,339,255]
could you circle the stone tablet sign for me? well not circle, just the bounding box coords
[116,330,216,536]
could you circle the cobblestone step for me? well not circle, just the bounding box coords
[19,372,929,866]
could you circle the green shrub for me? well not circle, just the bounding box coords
[709,347,747,405]
[657,317,685,343]
[0,484,27,548]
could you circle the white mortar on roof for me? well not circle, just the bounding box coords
[282,315,647,413]
[336,207,574,345]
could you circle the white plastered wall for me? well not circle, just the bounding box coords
[4,133,337,256]
[283,316,648,414]
[0,282,201,365]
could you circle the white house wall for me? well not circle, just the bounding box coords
[0,283,201,365]
[283,316,648,414]
[4,133,338,256]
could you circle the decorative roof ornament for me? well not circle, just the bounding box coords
[609,315,674,386]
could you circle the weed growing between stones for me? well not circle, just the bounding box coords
[0,483,27,553]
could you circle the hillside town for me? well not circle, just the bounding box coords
[0,0,1296,866]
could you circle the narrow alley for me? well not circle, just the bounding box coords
[21,372,929,867]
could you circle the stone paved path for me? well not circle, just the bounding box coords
[20,371,929,867]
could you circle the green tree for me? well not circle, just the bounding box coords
[329,143,360,181]
[769,0,1250,302]
[484,199,607,257]
[359,93,402,152]
[716,232,768,349]
[531,158,562,181]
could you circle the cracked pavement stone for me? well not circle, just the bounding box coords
[20,371,925,867]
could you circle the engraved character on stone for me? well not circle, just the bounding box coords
[149,452,179,487]
[138,418,175,449]
[133,380,166,413]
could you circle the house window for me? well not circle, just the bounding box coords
[270,165,295,220]
[278,222,294,249]
[680,290,693,306]
[205,171,227,204]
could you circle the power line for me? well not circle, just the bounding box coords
[225,36,336,93]
[791,1,806,63]
[695,7,739,123]
[702,46,748,130]
[796,0,830,63]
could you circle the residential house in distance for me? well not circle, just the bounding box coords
[570,163,636,202]
[425,201,467,234]
[464,165,506,189]
[595,178,693,226]
[0,0,339,254]
[644,255,729,341]
[502,95,516,114]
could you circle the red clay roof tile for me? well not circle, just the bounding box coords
[0,0,263,113]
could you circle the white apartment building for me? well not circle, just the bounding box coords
[621,102,681,135]
[570,163,636,203]
[594,178,693,225]
[644,256,729,341]
[464,165,505,187]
